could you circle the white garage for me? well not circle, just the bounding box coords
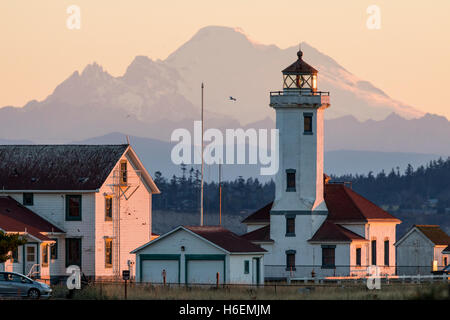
[131,226,266,285]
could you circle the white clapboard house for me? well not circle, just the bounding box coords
[0,144,159,283]
[395,225,450,275]
[241,50,401,280]
[132,226,266,285]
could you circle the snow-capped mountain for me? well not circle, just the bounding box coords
[166,26,424,124]
[0,25,434,144]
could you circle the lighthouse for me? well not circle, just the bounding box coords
[242,49,400,279]
[267,49,331,268]
[270,49,330,215]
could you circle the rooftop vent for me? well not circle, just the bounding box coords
[79,177,89,183]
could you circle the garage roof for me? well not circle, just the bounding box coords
[131,226,266,254]
[185,226,266,253]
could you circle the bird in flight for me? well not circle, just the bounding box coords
[229,96,237,101]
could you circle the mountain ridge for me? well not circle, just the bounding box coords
[0,25,440,147]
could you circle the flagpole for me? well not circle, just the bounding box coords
[200,83,204,226]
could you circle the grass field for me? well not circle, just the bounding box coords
[50,282,450,300]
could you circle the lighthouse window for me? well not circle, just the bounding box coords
[286,215,296,236]
[285,250,296,271]
[286,169,296,192]
[304,113,313,134]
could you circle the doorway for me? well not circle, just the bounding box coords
[24,244,38,276]
[66,238,82,267]
[252,257,260,285]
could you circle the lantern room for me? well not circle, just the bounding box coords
[282,49,318,93]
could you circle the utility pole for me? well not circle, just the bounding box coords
[219,161,222,225]
[200,83,204,226]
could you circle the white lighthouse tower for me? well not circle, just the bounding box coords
[267,49,331,271]
[242,49,399,280]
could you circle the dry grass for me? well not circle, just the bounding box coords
[50,282,450,300]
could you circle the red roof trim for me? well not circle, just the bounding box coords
[309,221,367,243]
[243,184,400,224]
[0,196,64,241]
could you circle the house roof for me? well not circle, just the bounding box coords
[282,50,318,75]
[415,225,450,246]
[184,226,266,253]
[131,225,266,254]
[0,145,128,190]
[443,245,450,254]
[241,225,273,243]
[242,184,400,224]
[324,184,400,222]
[241,202,272,224]
[0,196,64,241]
[309,221,367,243]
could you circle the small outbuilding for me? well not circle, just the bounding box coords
[131,226,266,285]
[395,225,450,275]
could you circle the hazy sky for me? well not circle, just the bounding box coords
[1,1,449,119]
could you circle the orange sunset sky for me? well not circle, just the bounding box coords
[0,0,449,119]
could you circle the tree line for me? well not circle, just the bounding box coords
[331,157,450,212]
[153,163,274,213]
[153,157,450,214]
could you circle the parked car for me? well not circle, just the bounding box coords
[432,265,450,275]
[0,272,52,299]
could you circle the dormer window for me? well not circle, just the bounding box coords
[120,160,128,185]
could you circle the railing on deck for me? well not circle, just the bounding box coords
[270,90,330,97]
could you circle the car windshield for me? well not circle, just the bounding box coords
[4,273,33,283]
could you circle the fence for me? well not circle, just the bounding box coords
[264,264,448,280]
[74,274,449,290]
[39,264,450,288]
